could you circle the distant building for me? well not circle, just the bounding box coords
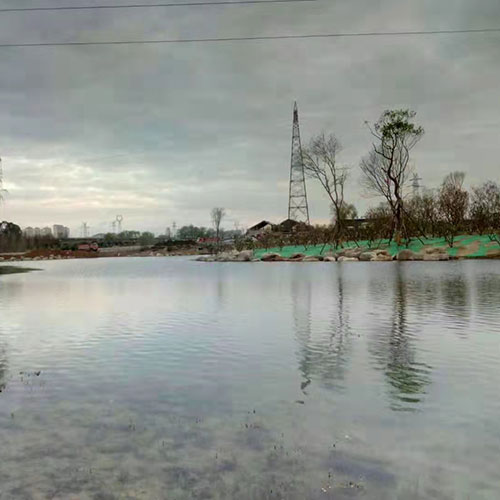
[276,218,302,233]
[53,224,70,239]
[246,220,274,238]
[23,226,34,237]
[33,227,41,237]
[41,227,53,237]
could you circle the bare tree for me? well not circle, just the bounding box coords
[406,188,439,237]
[211,207,226,250]
[470,181,500,241]
[303,133,350,246]
[360,109,424,243]
[438,172,469,247]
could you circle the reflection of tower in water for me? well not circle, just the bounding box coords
[291,274,313,383]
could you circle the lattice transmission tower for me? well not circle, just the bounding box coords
[287,102,310,224]
[412,172,422,197]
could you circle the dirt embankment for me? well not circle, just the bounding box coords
[0,246,203,262]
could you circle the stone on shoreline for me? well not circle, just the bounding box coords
[374,253,393,261]
[303,255,321,262]
[337,256,359,262]
[235,250,253,262]
[261,253,285,262]
[337,247,366,259]
[422,252,450,261]
[396,249,422,261]
[359,251,377,261]
[419,247,450,261]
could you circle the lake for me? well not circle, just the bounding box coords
[1,258,499,499]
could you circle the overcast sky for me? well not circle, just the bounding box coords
[0,0,499,235]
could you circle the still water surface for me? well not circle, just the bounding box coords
[1,258,500,499]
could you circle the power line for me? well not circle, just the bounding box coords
[0,0,316,13]
[0,28,498,48]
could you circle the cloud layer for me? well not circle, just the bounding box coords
[1,0,499,234]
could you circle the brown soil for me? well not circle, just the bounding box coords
[24,249,99,259]
[456,240,480,258]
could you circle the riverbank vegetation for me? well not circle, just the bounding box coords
[242,109,500,257]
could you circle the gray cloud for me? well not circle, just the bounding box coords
[0,0,499,234]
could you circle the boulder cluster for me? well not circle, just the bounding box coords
[196,247,451,263]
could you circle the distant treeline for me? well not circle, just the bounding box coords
[0,221,57,253]
[247,174,500,251]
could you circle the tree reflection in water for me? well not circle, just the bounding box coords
[370,265,432,411]
[292,267,351,393]
[440,272,470,333]
[0,341,7,394]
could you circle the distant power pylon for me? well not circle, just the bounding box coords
[116,215,123,234]
[287,102,310,224]
[412,173,422,197]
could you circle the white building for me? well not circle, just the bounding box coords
[53,224,70,239]
[41,227,53,237]
[23,226,35,237]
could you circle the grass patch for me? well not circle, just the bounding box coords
[253,235,500,259]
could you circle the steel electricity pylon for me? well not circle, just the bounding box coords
[287,102,310,224]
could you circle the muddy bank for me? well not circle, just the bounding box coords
[0,247,200,263]
[0,266,39,275]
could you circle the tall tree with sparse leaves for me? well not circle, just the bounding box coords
[360,109,424,244]
[211,207,226,251]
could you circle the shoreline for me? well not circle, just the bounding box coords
[0,266,40,275]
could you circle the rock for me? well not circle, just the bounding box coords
[359,251,377,261]
[396,249,422,261]
[373,254,393,262]
[217,250,239,261]
[375,249,391,257]
[346,247,368,258]
[251,258,261,262]
[289,253,306,260]
[235,250,253,262]
[422,246,443,255]
[260,253,284,262]
[337,256,358,262]
[303,256,320,262]
[323,256,337,262]
[422,252,450,261]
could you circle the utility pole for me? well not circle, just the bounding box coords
[412,172,422,198]
[116,215,123,234]
[287,102,310,224]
